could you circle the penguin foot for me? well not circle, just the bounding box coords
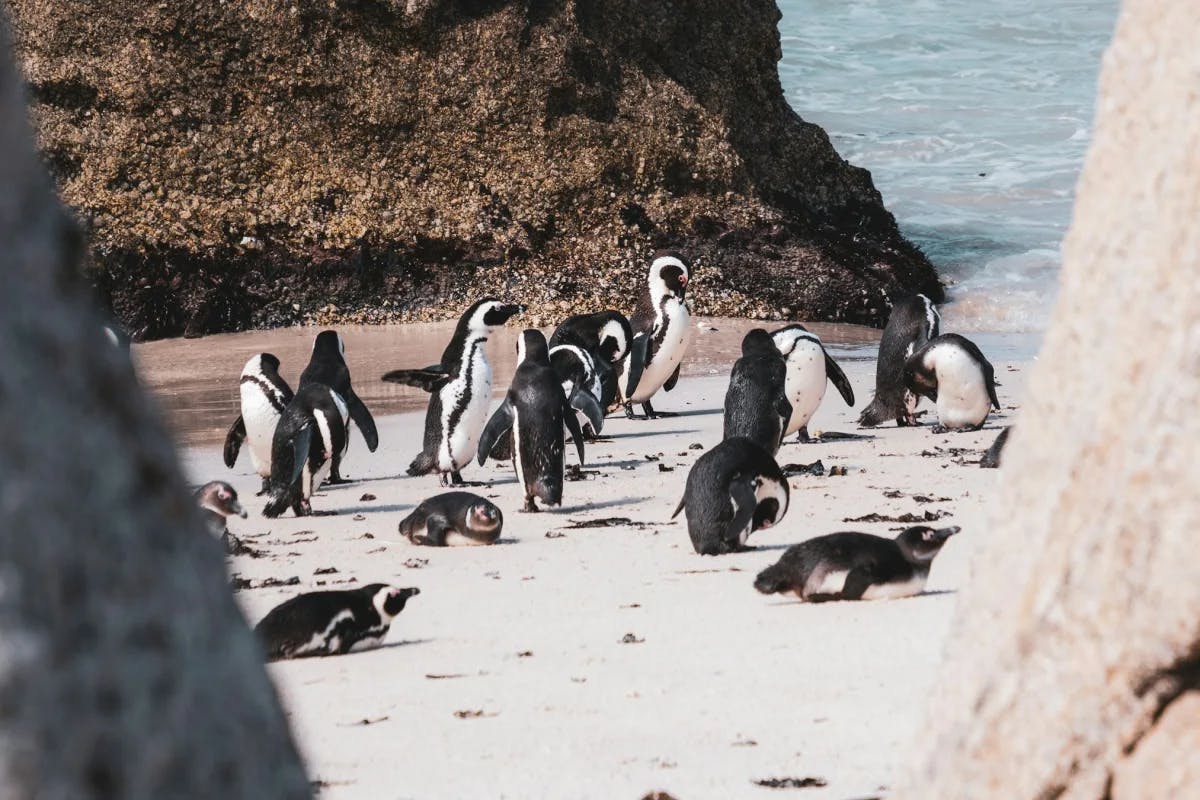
[325,474,353,486]
[522,497,540,513]
[450,471,465,486]
[623,403,639,420]
[796,427,815,444]
[257,478,271,496]
[642,402,677,419]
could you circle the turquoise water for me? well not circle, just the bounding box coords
[778,0,1119,331]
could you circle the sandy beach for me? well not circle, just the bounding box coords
[170,326,1031,800]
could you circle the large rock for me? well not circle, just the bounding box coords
[7,0,938,339]
[895,2,1200,798]
[0,15,310,799]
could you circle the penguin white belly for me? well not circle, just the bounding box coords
[240,385,280,478]
[629,305,691,403]
[440,345,492,471]
[933,350,990,429]
[348,633,387,652]
[511,407,526,490]
[445,531,489,547]
[860,573,928,601]
[784,343,828,435]
[807,569,851,597]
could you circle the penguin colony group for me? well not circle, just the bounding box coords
[207,252,1006,660]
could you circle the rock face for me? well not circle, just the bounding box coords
[0,17,310,799]
[896,3,1200,798]
[7,0,938,339]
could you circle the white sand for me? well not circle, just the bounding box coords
[179,347,1027,800]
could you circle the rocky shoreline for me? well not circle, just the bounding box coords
[11,0,940,339]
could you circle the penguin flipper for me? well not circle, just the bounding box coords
[624,334,650,398]
[569,386,605,434]
[223,415,246,468]
[724,476,758,547]
[346,390,380,451]
[663,363,681,392]
[840,566,876,601]
[419,514,453,546]
[824,351,856,406]
[477,400,515,466]
[775,393,794,421]
[983,361,1001,411]
[381,365,451,393]
[562,402,586,465]
[670,496,685,519]
[285,424,315,488]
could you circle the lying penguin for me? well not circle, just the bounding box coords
[753,525,960,602]
[262,384,349,518]
[223,353,294,495]
[859,294,940,427]
[903,333,1000,432]
[255,584,420,661]
[478,329,587,512]
[298,330,379,483]
[770,324,855,442]
[723,328,792,455]
[399,492,504,546]
[194,480,249,554]
[672,437,789,555]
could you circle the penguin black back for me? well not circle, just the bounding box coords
[722,329,792,455]
[263,384,348,518]
[859,294,939,427]
[299,330,379,456]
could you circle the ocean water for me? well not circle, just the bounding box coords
[778,0,1118,331]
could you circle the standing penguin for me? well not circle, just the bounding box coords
[723,329,793,455]
[477,329,587,512]
[299,330,379,484]
[753,525,961,602]
[618,252,693,419]
[548,343,607,437]
[904,333,1000,432]
[255,584,420,661]
[771,324,856,442]
[672,437,789,555]
[381,299,524,485]
[262,384,350,518]
[858,294,940,427]
[550,310,633,409]
[223,353,294,494]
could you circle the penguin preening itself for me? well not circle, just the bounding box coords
[858,294,940,427]
[262,384,350,518]
[299,330,379,483]
[550,310,634,409]
[771,324,855,442]
[619,252,693,419]
[399,492,504,546]
[478,329,587,512]
[672,437,789,555]
[381,299,524,485]
[722,329,792,455]
[255,584,420,661]
[904,333,1000,432]
[753,525,961,602]
[548,343,607,438]
[223,353,294,495]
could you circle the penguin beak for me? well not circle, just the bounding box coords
[233,501,248,519]
[934,526,961,542]
[497,304,525,322]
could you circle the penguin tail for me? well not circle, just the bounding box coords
[407,451,436,477]
[262,488,290,519]
[753,565,790,595]
[856,397,889,428]
[533,477,562,506]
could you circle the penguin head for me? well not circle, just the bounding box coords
[195,481,248,520]
[895,525,960,563]
[741,328,778,358]
[368,584,421,621]
[516,328,550,366]
[649,251,690,299]
[312,330,345,360]
[902,351,938,401]
[769,325,816,358]
[244,352,282,377]
[466,298,526,332]
[597,316,631,362]
[468,501,504,533]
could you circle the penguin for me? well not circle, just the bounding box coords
[255,584,421,661]
[223,353,294,495]
[671,437,789,555]
[550,310,633,409]
[858,294,940,427]
[298,330,379,484]
[548,343,607,437]
[770,324,856,442]
[477,329,587,512]
[398,492,504,546]
[381,299,524,485]
[618,252,693,419]
[194,480,248,538]
[980,426,1011,469]
[262,384,350,518]
[102,323,131,352]
[903,333,1000,432]
[722,329,793,455]
[753,525,961,602]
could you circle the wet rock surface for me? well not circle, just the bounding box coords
[9,0,939,340]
